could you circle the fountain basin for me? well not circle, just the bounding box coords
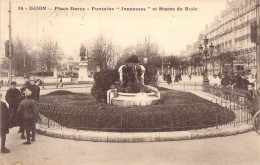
[107,87,161,107]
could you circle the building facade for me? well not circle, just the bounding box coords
[186,0,258,76]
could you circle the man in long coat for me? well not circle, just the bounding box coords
[0,93,10,153]
[19,74,33,139]
[5,81,21,127]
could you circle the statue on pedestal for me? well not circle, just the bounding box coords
[80,44,86,61]
[78,44,88,82]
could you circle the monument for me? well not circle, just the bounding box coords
[107,55,161,106]
[78,44,89,82]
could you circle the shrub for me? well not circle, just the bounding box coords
[46,90,75,96]
[91,69,119,102]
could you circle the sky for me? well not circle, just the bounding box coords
[0,0,227,59]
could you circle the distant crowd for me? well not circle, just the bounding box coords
[1,74,42,154]
[162,71,259,117]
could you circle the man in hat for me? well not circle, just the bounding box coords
[5,81,21,127]
[0,93,11,153]
[35,79,41,102]
[19,74,33,139]
[30,78,39,102]
[30,79,41,141]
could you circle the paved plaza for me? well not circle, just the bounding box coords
[1,127,260,165]
[1,78,259,165]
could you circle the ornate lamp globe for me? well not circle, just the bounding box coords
[198,44,203,54]
[203,36,209,46]
[209,43,214,55]
[143,56,148,64]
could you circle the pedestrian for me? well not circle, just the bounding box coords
[241,74,250,91]
[59,78,63,87]
[178,73,182,81]
[218,72,221,79]
[5,81,21,127]
[174,74,179,83]
[221,73,231,87]
[35,79,41,102]
[17,89,38,144]
[30,79,39,102]
[163,72,167,81]
[19,74,33,139]
[246,83,259,116]
[0,93,11,153]
[31,79,42,140]
[221,72,232,100]
[166,72,172,85]
[189,74,192,80]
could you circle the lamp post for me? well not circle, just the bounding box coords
[8,1,12,86]
[256,0,260,90]
[198,36,214,86]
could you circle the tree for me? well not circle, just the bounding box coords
[190,53,203,75]
[37,41,63,72]
[216,49,239,75]
[90,35,115,71]
[209,55,218,75]
[7,38,35,76]
[117,39,161,86]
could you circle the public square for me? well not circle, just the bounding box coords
[1,0,260,164]
[1,120,260,165]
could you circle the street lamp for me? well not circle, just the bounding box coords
[198,36,214,86]
[143,56,148,65]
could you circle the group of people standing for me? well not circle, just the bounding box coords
[212,72,259,116]
[163,72,182,84]
[0,74,41,153]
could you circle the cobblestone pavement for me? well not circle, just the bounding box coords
[1,127,260,165]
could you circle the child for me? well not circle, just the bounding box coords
[17,89,37,144]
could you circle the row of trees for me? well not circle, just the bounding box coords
[1,38,63,76]
[2,35,252,78]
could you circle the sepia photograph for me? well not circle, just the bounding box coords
[0,0,260,164]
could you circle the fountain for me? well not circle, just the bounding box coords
[107,55,161,106]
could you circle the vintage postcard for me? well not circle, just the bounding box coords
[0,0,260,165]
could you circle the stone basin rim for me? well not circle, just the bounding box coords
[117,92,157,96]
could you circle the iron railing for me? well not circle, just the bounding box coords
[37,101,250,132]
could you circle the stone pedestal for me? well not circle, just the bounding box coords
[78,61,88,82]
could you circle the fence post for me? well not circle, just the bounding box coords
[78,108,80,131]
[47,118,49,128]
[120,110,123,130]
[216,112,218,129]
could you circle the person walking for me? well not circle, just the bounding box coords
[59,78,63,87]
[166,72,172,85]
[17,89,38,144]
[5,81,21,127]
[163,72,167,81]
[0,93,11,153]
[174,74,179,83]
